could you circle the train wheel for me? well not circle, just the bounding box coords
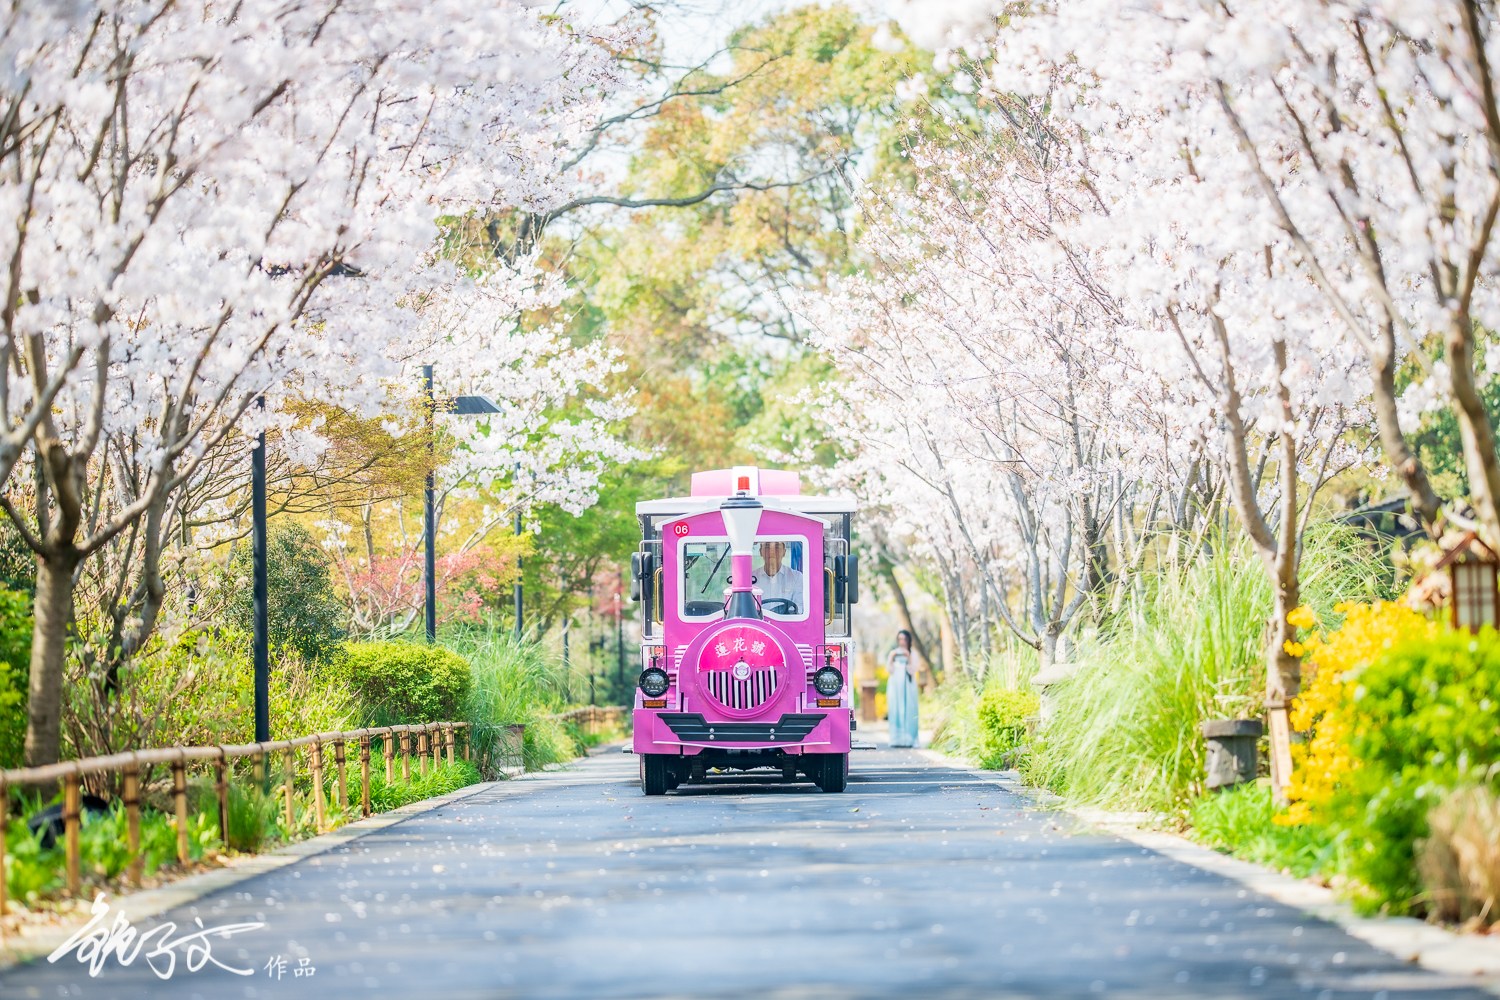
[641,754,669,796]
[817,754,848,793]
[781,760,797,782]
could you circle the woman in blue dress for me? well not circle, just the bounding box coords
[886,630,920,748]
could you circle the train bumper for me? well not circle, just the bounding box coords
[632,708,852,755]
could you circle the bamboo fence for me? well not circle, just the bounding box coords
[0,721,489,913]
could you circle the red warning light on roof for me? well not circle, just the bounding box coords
[737,476,750,490]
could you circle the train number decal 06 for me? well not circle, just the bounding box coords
[673,522,690,536]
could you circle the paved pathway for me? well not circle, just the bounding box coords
[1,746,1491,999]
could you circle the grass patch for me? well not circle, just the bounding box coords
[4,794,222,904]
[445,625,587,772]
[1024,528,1390,816]
[1188,783,1344,879]
[367,760,481,812]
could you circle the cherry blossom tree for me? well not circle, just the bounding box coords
[1,0,626,766]
[860,0,1395,791]
[912,0,1500,542]
[800,121,1181,670]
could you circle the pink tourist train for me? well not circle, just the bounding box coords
[628,466,862,794]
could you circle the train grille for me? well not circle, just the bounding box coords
[702,668,779,711]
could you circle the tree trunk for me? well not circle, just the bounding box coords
[1039,624,1059,670]
[1265,578,1300,797]
[877,555,932,675]
[1447,314,1500,541]
[1372,329,1442,528]
[24,553,78,768]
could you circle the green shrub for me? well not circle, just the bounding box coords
[0,586,32,769]
[65,629,357,758]
[228,523,347,665]
[976,687,1038,767]
[928,639,1037,762]
[1317,627,1500,913]
[341,641,472,724]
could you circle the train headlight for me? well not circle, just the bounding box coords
[813,666,844,697]
[639,667,670,698]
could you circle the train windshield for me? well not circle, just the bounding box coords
[679,536,809,621]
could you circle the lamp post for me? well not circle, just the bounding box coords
[615,580,624,690]
[514,462,523,642]
[422,366,501,643]
[424,366,436,644]
[252,398,269,784]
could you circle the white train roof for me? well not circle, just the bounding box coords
[636,466,857,517]
[635,495,857,516]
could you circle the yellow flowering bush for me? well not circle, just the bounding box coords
[1279,602,1439,825]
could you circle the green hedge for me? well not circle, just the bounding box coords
[341,641,472,724]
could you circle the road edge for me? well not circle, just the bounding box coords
[912,746,1500,990]
[1,776,509,968]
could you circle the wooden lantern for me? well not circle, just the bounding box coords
[1435,532,1500,633]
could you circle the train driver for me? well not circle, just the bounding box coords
[756,540,804,609]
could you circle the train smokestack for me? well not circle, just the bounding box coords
[721,491,763,619]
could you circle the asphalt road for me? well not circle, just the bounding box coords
[1,745,1492,1000]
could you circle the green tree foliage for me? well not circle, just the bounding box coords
[0,521,34,596]
[231,523,347,665]
[1407,373,1500,500]
[341,641,473,724]
[0,587,32,768]
[546,4,957,477]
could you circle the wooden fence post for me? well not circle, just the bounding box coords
[360,735,372,817]
[63,774,80,893]
[446,725,455,767]
[418,729,428,778]
[310,740,327,833]
[335,739,348,811]
[384,730,395,784]
[123,764,142,885]
[400,730,410,783]
[215,751,229,853]
[283,747,296,830]
[172,758,189,866]
[463,725,471,761]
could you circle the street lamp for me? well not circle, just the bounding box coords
[423,365,501,644]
